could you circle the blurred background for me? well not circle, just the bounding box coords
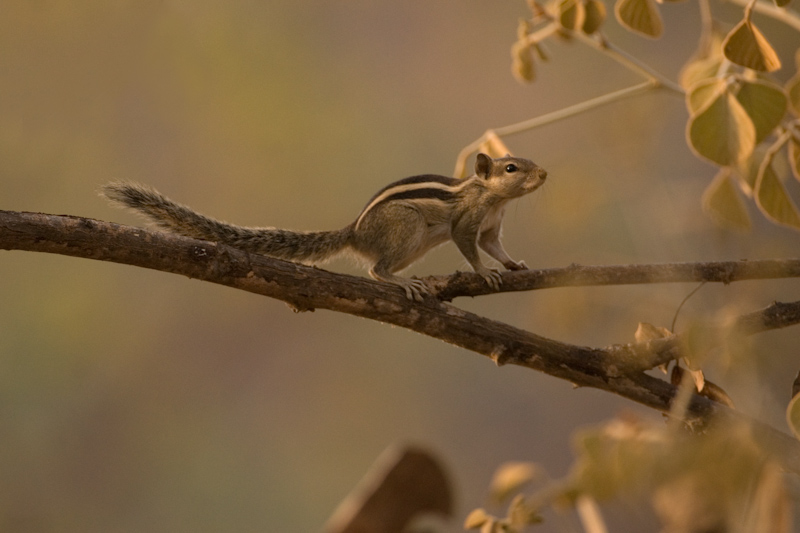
[1,1,799,531]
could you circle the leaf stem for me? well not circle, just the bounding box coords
[454,26,684,176]
[724,0,800,32]
[578,32,684,94]
[454,81,657,177]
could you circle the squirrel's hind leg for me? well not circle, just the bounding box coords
[357,204,431,301]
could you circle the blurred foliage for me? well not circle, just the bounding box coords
[457,0,800,530]
[2,1,800,533]
[491,0,800,233]
[468,415,792,533]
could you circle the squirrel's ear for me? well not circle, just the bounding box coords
[475,153,492,179]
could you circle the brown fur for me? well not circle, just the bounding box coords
[102,153,547,300]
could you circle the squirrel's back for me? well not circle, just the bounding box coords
[101,182,352,263]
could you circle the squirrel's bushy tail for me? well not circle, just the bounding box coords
[102,182,352,263]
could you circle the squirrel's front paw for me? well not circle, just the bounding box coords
[504,260,528,271]
[399,279,430,302]
[477,268,503,291]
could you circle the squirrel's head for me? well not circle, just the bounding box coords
[475,153,547,198]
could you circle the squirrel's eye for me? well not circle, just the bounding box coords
[505,164,518,173]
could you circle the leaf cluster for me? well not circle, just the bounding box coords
[463,463,544,533]
[464,415,793,532]
[474,0,800,231]
[687,44,800,231]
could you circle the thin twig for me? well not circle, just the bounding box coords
[453,20,686,177]
[575,32,684,95]
[614,299,800,371]
[725,0,800,32]
[698,0,714,50]
[454,81,656,177]
[671,282,707,333]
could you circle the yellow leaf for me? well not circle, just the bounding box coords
[786,72,800,117]
[787,392,800,440]
[582,0,606,34]
[734,79,787,143]
[680,57,723,90]
[755,160,800,229]
[571,418,667,501]
[687,89,756,166]
[702,168,751,231]
[489,462,538,503]
[789,139,800,182]
[679,30,725,89]
[634,322,671,343]
[479,131,512,160]
[614,0,663,38]
[722,18,781,72]
[516,18,531,41]
[506,494,543,527]
[742,461,791,533]
[686,78,726,115]
[464,508,491,529]
[559,0,586,31]
[511,41,535,83]
[480,519,499,533]
[736,144,770,194]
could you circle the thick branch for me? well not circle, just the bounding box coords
[2,210,800,472]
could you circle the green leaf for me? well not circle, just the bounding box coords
[614,0,663,38]
[702,168,751,231]
[686,78,726,115]
[687,89,756,166]
[755,160,800,229]
[787,392,800,440]
[722,18,781,72]
[582,0,606,34]
[735,79,788,143]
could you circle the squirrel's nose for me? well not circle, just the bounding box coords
[538,169,548,180]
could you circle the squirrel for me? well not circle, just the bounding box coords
[102,153,547,301]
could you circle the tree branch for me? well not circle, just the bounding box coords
[610,300,800,372]
[3,209,800,472]
[430,259,800,300]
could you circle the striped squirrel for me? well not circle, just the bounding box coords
[102,153,547,301]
